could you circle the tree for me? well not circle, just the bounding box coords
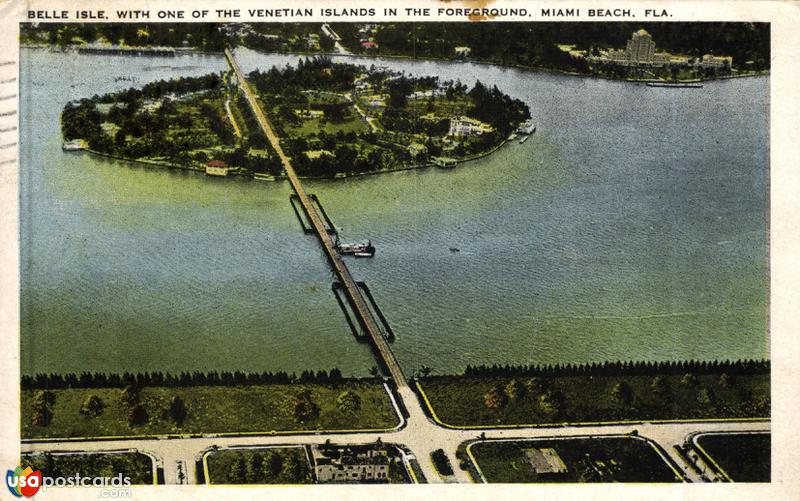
[680,374,699,387]
[526,377,548,395]
[80,394,105,418]
[336,391,361,413]
[539,390,564,416]
[246,452,263,483]
[650,376,670,398]
[505,379,526,401]
[120,385,140,407]
[387,77,412,108]
[280,454,301,482]
[264,451,283,478]
[168,396,188,426]
[229,457,246,483]
[293,391,320,423]
[719,373,734,388]
[483,385,508,410]
[611,382,634,405]
[31,390,55,427]
[128,403,149,426]
[697,388,716,406]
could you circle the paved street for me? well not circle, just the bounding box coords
[23,390,768,485]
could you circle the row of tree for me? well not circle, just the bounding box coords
[333,22,770,71]
[456,359,769,380]
[22,368,352,390]
[21,23,228,52]
[224,449,310,484]
[248,57,360,97]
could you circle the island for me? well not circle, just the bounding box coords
[60,57,531,178]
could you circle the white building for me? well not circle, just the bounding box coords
[698,54,733,69]
[625,29,656,63]
[313,447,390,483]
[205,160,230,177]
[448,116,493,137]
[454,46,472,59]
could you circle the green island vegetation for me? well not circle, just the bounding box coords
[21,23,228,51]
[206,447,312,484]
[23,452,154,484]
[332,22,770,81]
[21,370,398,439]
[468,436,680,483]
[60,58,529,177]
[247,56,529,177]
[20,22,332,55]
[418,360,769,427]
[60,73,283,176]
[694,432,770,482]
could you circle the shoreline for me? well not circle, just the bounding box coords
[78,140,516,183]
[22,43,769,85]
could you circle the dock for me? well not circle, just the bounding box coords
[224,47,408,388]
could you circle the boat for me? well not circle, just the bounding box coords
[337,239,375,257]
[62,139,84,151]
[449,247,460,253]
[519,135,530,144]
[507,133,518,141]
[645,82,703,88]
[516,120,536,135]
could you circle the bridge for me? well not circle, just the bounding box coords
[224,48,408,389]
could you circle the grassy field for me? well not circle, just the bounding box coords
[469,437,680,483]
[23,452,154,485]
[286,116,368,137]
[420,372,769,427]
[206,447,312,484]
[695,432,770,482]
[22,382,398,439]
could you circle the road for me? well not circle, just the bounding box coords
[22,417,768,484]
[321,23,350,55]
[224,47,408,388]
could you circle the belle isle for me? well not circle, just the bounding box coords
[61,57,530,178]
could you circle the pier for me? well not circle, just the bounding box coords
[224,48,408,388]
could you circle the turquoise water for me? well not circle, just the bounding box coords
[20,47,769,376]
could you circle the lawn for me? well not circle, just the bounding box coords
[420,372,769,427]
[469,437,680,483]
[694,432,770,482]
[405,96,473,117]
[285,115,369,137]
[206,447,312,484]
[22,382,399,439]
[23,452,154,485]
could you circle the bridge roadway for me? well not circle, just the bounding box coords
[224,48,408,388]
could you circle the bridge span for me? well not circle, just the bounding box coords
[224,48,408,388]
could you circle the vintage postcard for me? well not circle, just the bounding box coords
[0,0,798,499]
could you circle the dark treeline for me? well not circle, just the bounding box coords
[457,359,769,379]
[21,23,228,51]
[248,56,360,96]
[333,22,770,71]
[98,73,224,104]
[22,368,356,391]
